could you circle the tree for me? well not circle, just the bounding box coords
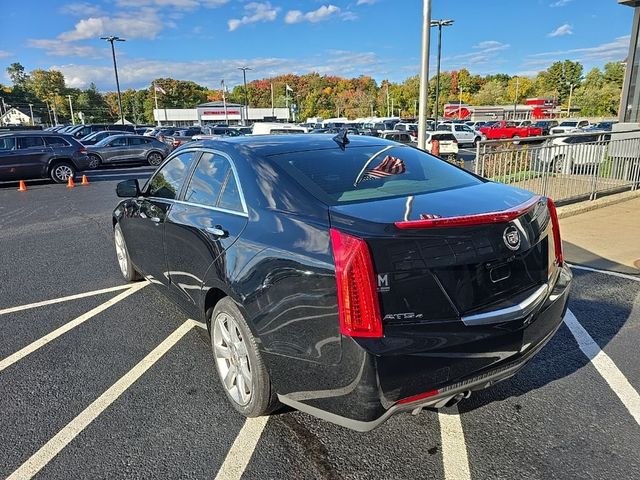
[473,80,507,105]
[603,62,625,88]
[75,83,113,123]
[543,60,583,102]
[6,62,29,88]
[506,77,535,103]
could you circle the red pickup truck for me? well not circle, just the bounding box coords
[479,121,543,140]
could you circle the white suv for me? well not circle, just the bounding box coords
[435,123,483,146]
[549,119,590,135]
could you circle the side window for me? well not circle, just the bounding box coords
[129,137,145,145]
[0,137,16,150]
[44,136,70,146]
[109,137,127,147]
[147,151,196,200]
[184,152,229,206]
[218,169,243,212]
[454,125,465,132]
[17,137,44,149]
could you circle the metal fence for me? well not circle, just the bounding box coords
[474,130,640,205]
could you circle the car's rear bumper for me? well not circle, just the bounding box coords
[277,264,571,431]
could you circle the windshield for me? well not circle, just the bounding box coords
[271,145,482,205]
[559,121,578,127]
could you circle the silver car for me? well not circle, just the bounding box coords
[86,135,170,168]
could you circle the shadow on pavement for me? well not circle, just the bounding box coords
[564,240,640,276]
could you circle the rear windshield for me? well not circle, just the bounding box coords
[430,134,456,141]
[271,145,482,205]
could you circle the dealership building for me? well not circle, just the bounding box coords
[153,101,290,126]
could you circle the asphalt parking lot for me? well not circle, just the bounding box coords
[1,169,639,479]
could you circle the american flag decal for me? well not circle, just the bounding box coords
[361,155,406,181]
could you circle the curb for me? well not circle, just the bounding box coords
[556,189,640,219]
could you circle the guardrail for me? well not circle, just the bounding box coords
[474,130,640,205]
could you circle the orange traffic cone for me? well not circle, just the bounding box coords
[18,180,27,192]
[67,176,75,188]
[81,175,89,186]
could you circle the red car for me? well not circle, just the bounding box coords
[480,121,543,141]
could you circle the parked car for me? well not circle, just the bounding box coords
[65,123,136,139]
[549,120,590,135]
[531,120,559,136]
[80,130,134,145]
[539,133,610,173]
[479,121,543,141]
[203,126,243,137]
[394,122,418,133]
[436,123,483,146]
[111,134,570,431]
[380,131,414,144]
[424,132,458,160]
[0,131,90,183]
[165,127,207,148]
[86,134,170,167]
[231,126,253,135]
[583,121,618,132]
[252,123,308,135]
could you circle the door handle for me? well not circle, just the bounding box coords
[150,217,161,223]
[205,225,226,237]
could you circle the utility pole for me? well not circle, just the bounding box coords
[417,0,432,150]
[28,103,34,125]
[430,19,454,130]
[513,76,519,119]
[51,100,58,125]
[459,86,463,119]
[45,100,53,126]
[67,95,75,124]
[386,84,390,117]
[238,66,251,126]
[221,79,229,124]
[567,83,575,118]
[270,81,275,117]
[153,82,160,126]
[101,36,126,125]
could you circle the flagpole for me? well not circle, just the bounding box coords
[270,81,274,118]
[153,82,160,126]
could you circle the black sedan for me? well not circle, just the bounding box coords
[112,134,571,431]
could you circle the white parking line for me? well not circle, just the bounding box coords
[438,406,472,480]
[568,263,640,282]
[214,416,269,480]
[0,284,132,316]
[564,309,640,425]
[6,319,197,480]
[0,282,148,372]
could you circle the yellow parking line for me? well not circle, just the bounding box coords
[214,417,269,480]
[0,282,148,372]
[6,319,197,480]
[0,284,133,316]
[439,406,472,480]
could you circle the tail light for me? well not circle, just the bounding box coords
[173,139,180,147]
[329,228,383,338]
[79,147,87,154]
[547,198,563,266]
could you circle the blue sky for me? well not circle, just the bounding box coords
[0,0,633,91]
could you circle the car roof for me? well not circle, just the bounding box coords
[0,131,73,137]
[187,133,392,157]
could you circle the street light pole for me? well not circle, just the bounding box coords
[238,66,251,126]
[513,76,519,119]
[67,95,75,125]
[567,83,575,118]
[28,103,34,126]
[430,19,454,130]
[417,0,432,150]
[101,36,126,125]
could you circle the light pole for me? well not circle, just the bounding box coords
[430,19,454,130]
[28,103,34,125]
[567,83,575,118]
[513,76,519,119]
[417,0,432,150]
[238,66,251,126]
[101,36,126,125]
[67,95,75,125]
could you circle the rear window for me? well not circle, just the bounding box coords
[44,136,70,146]
[272,145,481,205]
[430,134,456,142]
[0,136,16,150]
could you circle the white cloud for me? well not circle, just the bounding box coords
[472,40,510,53]
[27,39,102,58]
[60,2,105,16]
[58,9,164,41]
[550,0,572,7]
[530,35,630,62]
[50,49,387,90]
[227,2,279,31]
[356,0,377,4]
[0,50,13,58]
[548,23,573,37]
[285,5,341,24]
[115,0,228,8]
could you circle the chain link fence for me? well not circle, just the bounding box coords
[474,130,640,205]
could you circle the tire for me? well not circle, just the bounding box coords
[147,151,164,166]
[114,222,142,282]
[473,137,480,147]
[87,154,101,169]
[210,297,279,417]
[552,155,565,174]
[512,135,521,145]
[50,161,76,184]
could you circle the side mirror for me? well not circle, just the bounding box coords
[116,179,140,198]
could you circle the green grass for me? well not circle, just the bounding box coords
[491,170,543,184]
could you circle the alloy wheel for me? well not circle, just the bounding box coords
[212,312,252,406]
[148,152,163,166]
[54,165,73,181]
[114,225,129,278]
